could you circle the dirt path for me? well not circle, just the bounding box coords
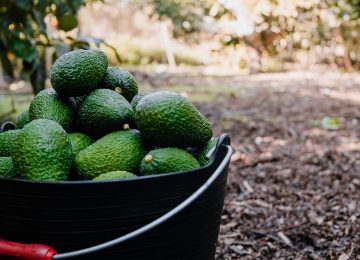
[138,70,360,259]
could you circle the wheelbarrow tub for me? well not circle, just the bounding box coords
[0,135,232,259]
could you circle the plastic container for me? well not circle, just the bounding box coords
[0,127,232,259]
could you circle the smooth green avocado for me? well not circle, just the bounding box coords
[100,67,138,102]
[50,49,108,97]
[135,91,213,148]
[29,88,75,131]
[16,110,30,129]
[74,130,145,179]
[12,119,73,181]
[77,89,134,137]
[0,129,21,156]
[68,132,94,155]
[93,171,137,180]
[140,147,200,175]
[0,157,15,177]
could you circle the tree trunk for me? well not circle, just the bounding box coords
[335,26,354,72]
[160,22,176,69]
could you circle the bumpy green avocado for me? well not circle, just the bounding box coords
[0,129,21,156]
[100,67,138,102]
[12,119,73,181]
[77,89,134,137]
[0,157,15,177]
[93,171,137,180]
[135,91,213,148]
[130,92,149,111]
[196,137,218,166]
[50,49,108,97]
[140,148,200,175]
[16,110,30,129]
[74,130,145,179]
[68,132,94,155]
[29,88,75,131]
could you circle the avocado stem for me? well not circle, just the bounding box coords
[144,154,152,163]
[115,87,122,94]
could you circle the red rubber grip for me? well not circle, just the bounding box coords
[0,239,57,260]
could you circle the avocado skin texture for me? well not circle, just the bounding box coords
[0,130,21,156]
[12,119,73,181]
[100,67,138,102]
[93,171,137,180]
[50,49,108,97]
[196,137,218,166]
[16,110,30,129]
[29,88,75,131]
[140,147,200,175]
[77,89,134,137]
[74,130,145,179]
[0,157,15,177]
[135,91,213,148]
[131,92,149,111]
[68,132,94,155]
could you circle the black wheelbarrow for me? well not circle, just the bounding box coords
[0,127,232,259]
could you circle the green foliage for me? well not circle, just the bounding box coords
[252,0,360,68]
[134,0,232,37]
[0,0,119,94]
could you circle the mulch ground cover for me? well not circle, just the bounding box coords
[136,70,360,259]
[200,72,360,259]
[2,69,359,259]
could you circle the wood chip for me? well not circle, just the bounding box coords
[243,180,254,193]
[277,231,292,246]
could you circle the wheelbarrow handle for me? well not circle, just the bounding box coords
[0,239,57,260]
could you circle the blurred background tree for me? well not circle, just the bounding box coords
[1,0,360,94]
[250,0,360,71]
[0,0,120,94]
[130,0,360,71]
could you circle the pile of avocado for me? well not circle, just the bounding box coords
[0,49,218,181]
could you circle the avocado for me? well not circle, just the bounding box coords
[68,132,94,155]
[196,137,218,166]
[16,110,30,129]
[74,129,145,179]
[12,119,73,181]
[100,67,138,102]
[77,89,134,137]
[0,157,15,177]
[50,49,108,97]
[131,92,149,111]
[135,91,213,148]
[93,171,137,180]
[29,88,75,131]
[140,147,200,175]
[0,129,21,156]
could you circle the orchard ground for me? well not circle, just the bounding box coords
[1,69,360,259]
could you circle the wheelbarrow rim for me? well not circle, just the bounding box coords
[0,134,231,185]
